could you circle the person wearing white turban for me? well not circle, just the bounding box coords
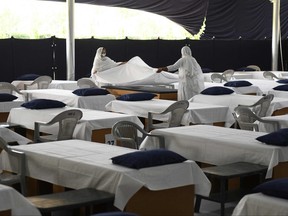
[91,47,124,75]
[157,45,204,100]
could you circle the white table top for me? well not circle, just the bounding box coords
[12,80,78,90]
[0,184,41,216]
[189,93,288,116]
[21,89,116,111]
[7,107,143,141]
[140,125,288,178]
[232,193,288,216]
[105,99,234,127]
[0,140,211,210]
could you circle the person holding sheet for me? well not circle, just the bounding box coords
[91,47,125,75]
[157,45,204,100]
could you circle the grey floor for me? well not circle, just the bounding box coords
[195,199,238,216]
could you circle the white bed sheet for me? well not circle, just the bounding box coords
[232,193,288,216]
[12,80,78,90]
[260,114,288,133]
[0,100,24,112]
[189,93,288,116]
[105,99,234,126]
[0,184,41,216]
[140,125,288,178]
[21,89,116,111]
[0,140,211,210]
[7,107,143,141]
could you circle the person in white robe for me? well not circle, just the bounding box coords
[157,45,205,100]
[91,47,124,75]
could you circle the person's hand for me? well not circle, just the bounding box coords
[156,68,163,73]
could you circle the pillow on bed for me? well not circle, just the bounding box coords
[276,79,288,84]
[0,93,18,102]
[252,178,288,200]
[256,128,288,146]
[111,149,187,169]
[21,99,66,109]
[273,85,288,91]
[236,67,256,71]
[224,80,252,87]
[116,93,156,101]
[16,74,40,80]
[72,88,109,96]
[201,87,234,95]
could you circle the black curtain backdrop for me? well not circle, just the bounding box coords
[0,37,281,82]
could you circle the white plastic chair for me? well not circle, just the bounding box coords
[237,94,274,118]
[0,82,22,95]
[247,65,261,71]
[34,109,83,143]
[146,100,189,132]
[263,71,281,80]
[0,137,26,196]
[211,73,227,83]
[112,120,165,149]
[77,78,98,88]
[222,69,235,81]
[233,106,280,132]
[24,75,52,90]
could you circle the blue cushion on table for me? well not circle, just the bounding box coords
[116,93,156,101]
[276,79,288,84]
[252,178,288,199]
[0,93,18,102]
[236,67,256,71]
[256,128,288,146]
[201,68,214,73]
[21,99,66,109]
[273,85,288,91]
[201,87,234,95]
[73,88,109,96]
[111,149,187,169]
[16,74,40,80]
[224,80,252,87]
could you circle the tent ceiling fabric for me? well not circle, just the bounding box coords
[37,0,288,40]
[39,0,209,35]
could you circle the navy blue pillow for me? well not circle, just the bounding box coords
[201,68,213,73]
[0,93,18,102]
[116,93,156,101]
[21,99,66,109]
[224,80,252,87]
[111,149,187,169]
[16,74,40,80]
[273,85,288,91]
[276,79,288,84]
[73,88,109,96]
[201,87,234,95]
[252,178,288,200]
[256,128,288,146]
[236,67,256,71]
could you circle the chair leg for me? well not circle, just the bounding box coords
[194,195,202,213]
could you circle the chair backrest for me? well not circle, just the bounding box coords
[222,69,235,81]
[233,106,260,131]
[263,71,279,80]
[77,78,98,88]
[238,94,274,118]
[24,75,52,90]
[247,65,261,71]
[233,106,280,132]
[0,82,22,95]
[147,100,189,131]
[211,73,227,83]
[112,121,148,149]
[0,137,26,195]
[34,109,83,142]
